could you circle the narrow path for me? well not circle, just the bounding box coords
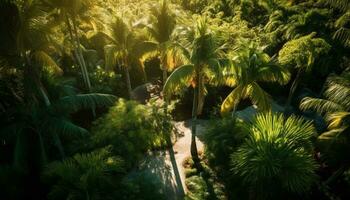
[135,120,207,199]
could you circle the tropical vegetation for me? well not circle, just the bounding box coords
[0,0,349,199]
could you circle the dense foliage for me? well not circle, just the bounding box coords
[0,0,349,199]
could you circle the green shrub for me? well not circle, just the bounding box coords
[91,99,172,167]
[204,117,247,169]
[185,175,209,200]
[42,147,125,200]
[231,112,318,199]
[122,172,167,200]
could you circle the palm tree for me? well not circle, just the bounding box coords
[231,112,317,199]
[0,0,61,107]
[220,42,290,115]
[103,17,156,98]
[300,72,350,181]
[43,147,124,200]
[300,72,350,138]
[324,0,350,47]
[163,18,229,165]
[143,0,178,84]
[0,1,116,165]
[278,33,331,107]
[43,0,94,91]
[1,74,117,169]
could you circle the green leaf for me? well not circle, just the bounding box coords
[53,93,117,113]
[163,64,194,100]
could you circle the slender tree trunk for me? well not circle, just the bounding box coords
[70,16,96,117]
[71,16,92,91]
[140,62,148,82]
[124,66,133,99]
[191,72,200,168]
[65,15,88,88]
[163,68,168,86]
[286,68,303,108]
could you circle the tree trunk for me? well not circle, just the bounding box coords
[162,67,168,86]
[286,68,303,108]
[191,72,200,168]
[70,16,96,117]
[71,16,91,91]
[124,66,133,99]
[65,15,88,88]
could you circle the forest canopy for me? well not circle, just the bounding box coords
[0,0,349,199]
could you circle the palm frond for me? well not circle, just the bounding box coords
[247,82,272,111]
[318,127,346,140]
[327,112,350,129]
[221,85,246,115]
[206,58,234,86]
[257,61,290,85]
[324,80,350,108]
[324,0,350,12]
[231,112,317,196]
[333,27,350,47]
[42,117,88,137]
[163,64,194,100]
[132,41,158,61]
[53,93,117,113]
[300,97,344,114]
[31,51,63,75]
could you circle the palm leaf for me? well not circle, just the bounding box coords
[31,51,63,75]
[53,94,117,113]
[300,97,344,114]
[42,117,88,137]
[327,112,350,129]
[257,62,290,84]
[221,85,246,115]
[163,64,194,100]
[248,82,272,111]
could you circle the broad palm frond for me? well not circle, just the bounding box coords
[221,85,246,114]
[324,76,350,108]
[42,116,88,137]
[300,72,350,146]
[257,61,290,84]
[300,97,344,114]
[163,64,194,100]
[53,93,117,113]
[248,82,272,111]
[132,41,158,62]
[31,51,63,75]
[221,43,289,114]
[327,112,350,129]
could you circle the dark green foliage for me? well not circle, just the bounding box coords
[204,117,247,169]
[0,0,350,199]
[42,147,125,200]
[91,99,172,167]
[231,112,318,199]
[183,158,227,200]
[301,72,350,168]
[122,172,167,200]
